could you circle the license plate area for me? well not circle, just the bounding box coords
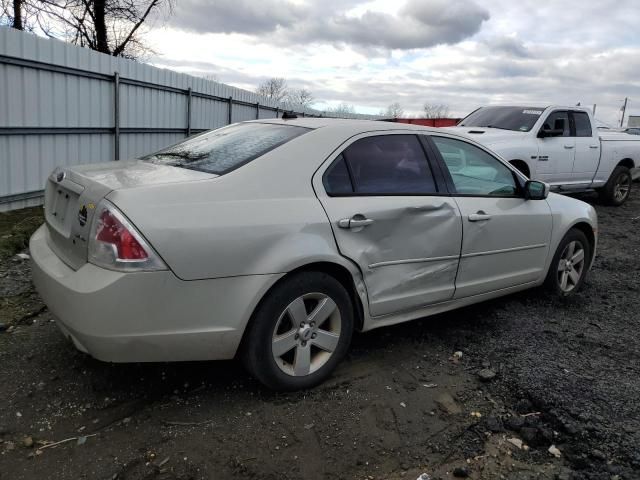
[45,179,84,237]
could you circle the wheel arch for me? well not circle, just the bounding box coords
[617,158,635,170]
[569,221,597,266]
[238,261,367,357]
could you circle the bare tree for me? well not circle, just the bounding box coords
[423,103,450,119]
[326,102,356,118]
[1,0,29,29]
[256,78,288,102]
[1,0,169,59]
[12,0,21,28]
[286,88,314,108]
[383,102,404,118]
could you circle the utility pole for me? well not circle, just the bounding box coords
[593,104,597,116]
[620,97,628,127]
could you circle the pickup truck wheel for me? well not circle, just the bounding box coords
[544,229,591,297]
[599,166,632,206]
[242,272,354,391]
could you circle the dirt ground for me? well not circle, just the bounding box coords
[0,192,639,480]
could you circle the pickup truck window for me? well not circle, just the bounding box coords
[432,136,519,197]
[572,111,592,137]
[459,106,543,132]
[542,111,570,137]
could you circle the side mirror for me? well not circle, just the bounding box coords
[525,180,550,200]
[538,128,564,138]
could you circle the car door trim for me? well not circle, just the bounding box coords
[460,243,548,259]
[368,254,459,269]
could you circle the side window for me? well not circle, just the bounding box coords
[431,136,519,197]
[542,111,570,137]
[332,135,436,195]
[324,154,353,195]
[572,112,592,137]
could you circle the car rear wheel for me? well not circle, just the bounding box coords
[544,229,591,296]
[599,165,632,206]
[242,271,354,391]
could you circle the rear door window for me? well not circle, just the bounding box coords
[324,154,354,195]
[572,111,593,137]
[324,135,437,195]
[142,123,310,175]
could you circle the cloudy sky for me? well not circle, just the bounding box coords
[147,0,640,125]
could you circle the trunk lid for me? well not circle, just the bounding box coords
[44,161,216,270]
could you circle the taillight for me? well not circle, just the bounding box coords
[88,200,166,272]
[95,209,149,260]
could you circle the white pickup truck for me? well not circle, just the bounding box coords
[447,105,640,205]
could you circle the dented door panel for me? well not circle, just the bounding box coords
[318,196,462,317]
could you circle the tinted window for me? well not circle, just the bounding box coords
[341,135,436,194]
[459,106,544,132]
[432,137,518,196]
[542,111,570,137]
[142,123,309,174]
[573,112,592,137]
[324,154,353,194]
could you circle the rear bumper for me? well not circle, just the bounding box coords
[30,224,282,362]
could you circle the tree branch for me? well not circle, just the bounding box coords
[112,0,158,56]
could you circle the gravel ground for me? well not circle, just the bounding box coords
[0,192,639,480]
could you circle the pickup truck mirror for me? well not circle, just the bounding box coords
[538,128,564,138]
[525,180,550,200]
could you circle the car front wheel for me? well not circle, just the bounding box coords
[544,229,591,296]
[242,271,354,391]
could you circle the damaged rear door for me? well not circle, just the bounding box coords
[314,133,462,317]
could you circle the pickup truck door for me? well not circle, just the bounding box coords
[535,110,575,184]
[570,110,600,181]
[428,135,553,298]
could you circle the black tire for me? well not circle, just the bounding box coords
[599,165,632,206]
[544,229,591,296]
[242,271,354,391]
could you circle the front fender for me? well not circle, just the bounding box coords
[544,193,598,273]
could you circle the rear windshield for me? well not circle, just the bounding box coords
[142,123,310,174]
[459,106,545,132]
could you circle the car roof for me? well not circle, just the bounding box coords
[245,117,442,135]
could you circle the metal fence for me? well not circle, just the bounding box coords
[0,28,376,211]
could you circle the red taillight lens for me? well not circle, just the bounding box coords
[96,210,148,260]
[88,200,166,272]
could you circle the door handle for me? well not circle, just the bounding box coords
[564,145,575,149]
[589,145,599,149]
[408,203,446,212]
[338,217,374,229]
[468,212,491,222]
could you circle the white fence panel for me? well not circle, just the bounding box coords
[0,27,378,211]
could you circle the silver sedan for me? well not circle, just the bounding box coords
[31,118,597,390]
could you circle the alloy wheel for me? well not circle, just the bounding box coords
[271,293,342,376]
[614,172,631,203]
[557,240,586,293]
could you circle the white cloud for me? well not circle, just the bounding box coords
[171,0,490,50]
[147,0,640,125]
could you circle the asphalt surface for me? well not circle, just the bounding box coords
[0,191,639,480]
